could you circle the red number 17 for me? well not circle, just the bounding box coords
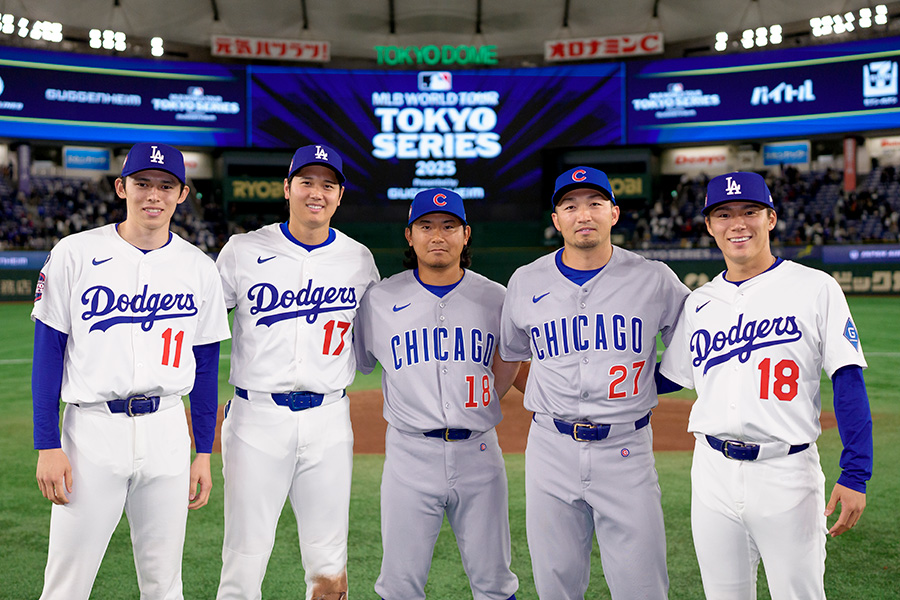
[323,320,351,355]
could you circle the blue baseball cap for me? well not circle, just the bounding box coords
[121,143,185,185]
[551,166,615,208]
[703,172,774,215]
[408,188,467,225]
[288,144,345,183]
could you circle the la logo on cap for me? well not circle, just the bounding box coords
[433,193,447,206]
[725,176,741,195]
[315,145,328,160]
[150,145,165,165]
[572,169,587,182]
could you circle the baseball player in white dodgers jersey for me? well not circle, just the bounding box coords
[499,167,688,599]
[30,142,231,600]
[659,171,873,599]
[215,144,379,600]
[354,188,520,600]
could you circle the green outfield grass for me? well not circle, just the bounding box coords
[2,297,898,599]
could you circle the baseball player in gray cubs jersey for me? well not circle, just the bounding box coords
[500,167,688,599]
[31,142,231,599]
[659,172,873,599]
[215,145,379,600]
[354,188,519,600]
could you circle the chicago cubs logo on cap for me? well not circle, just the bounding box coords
[551,166,615,207]
[121,142,185,185]
[702,171,774,215]
[288,144,346,183]
[408,187,467,225]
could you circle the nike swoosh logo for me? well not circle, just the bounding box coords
[257,256,276,264]
[92,257,112,266]
[392,303,411,312]
[695,300,711,312]
[532,292,550,303]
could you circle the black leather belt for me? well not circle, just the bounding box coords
[554,412,651,442]
[705,435,809,461]
[423,428,473,441]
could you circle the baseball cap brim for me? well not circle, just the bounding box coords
[552,182,614,206]
[289,161,345,184]
[702,199,773,215]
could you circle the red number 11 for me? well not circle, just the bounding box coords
[161,328,184,368]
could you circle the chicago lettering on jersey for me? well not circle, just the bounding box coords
[529,313,644,360]
[691,313,803,375]
[390,326,495,370]
[81,285,198,332]
[248,280,357,326]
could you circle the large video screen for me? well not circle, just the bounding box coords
[627,36,900,144]
[0,46,246,146]
[250,64,623,219]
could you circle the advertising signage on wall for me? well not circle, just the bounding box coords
[249,63,623,219]
[626,36,900,144]
[0,46,246,146]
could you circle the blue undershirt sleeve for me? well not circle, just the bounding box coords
[832,365,873,494]
[32,319,68,450]
[189,342,221,454]
[655,363,683,394]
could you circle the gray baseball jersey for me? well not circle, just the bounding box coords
[500,246,689,422]
[355,269,519,599]
[499,246,688,600]
[355,269,506,432]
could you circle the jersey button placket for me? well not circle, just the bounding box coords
[437,306,450,414]
[134,261,150,388]
[294,263,309,386]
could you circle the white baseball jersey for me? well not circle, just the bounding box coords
[32,224,231,402]
[216,224,379,394]
[355,269,506,432]
[500,247,689,423]
[660,259,867,444]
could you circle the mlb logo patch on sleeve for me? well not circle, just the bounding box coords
[843,318,860,350]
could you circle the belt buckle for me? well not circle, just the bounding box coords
[286,391,311,411]
[572,422,594,442]
[443,429,453,441]
[722,439,750,460]
[125,394,150,417]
